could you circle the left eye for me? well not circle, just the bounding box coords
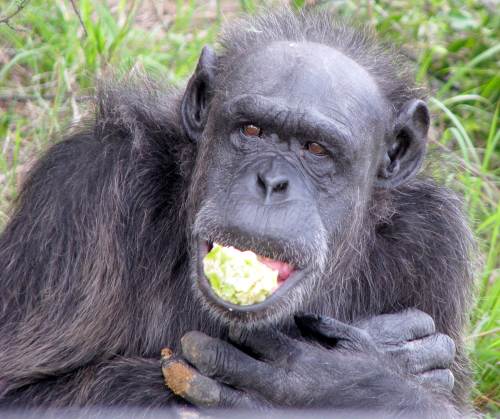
[306,142,327,156]
[241,124,262,137]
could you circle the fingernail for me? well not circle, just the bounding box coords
[161,348,174,368]
[161,347,173,359]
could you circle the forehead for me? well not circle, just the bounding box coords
[223,41,388,129]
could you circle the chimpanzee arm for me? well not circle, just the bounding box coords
[0,357,178,407]
[0,92,192,409]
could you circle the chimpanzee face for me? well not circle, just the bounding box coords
[184,42,427,323]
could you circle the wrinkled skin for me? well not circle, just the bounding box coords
[165,41,458,416]
[0,10,473,417]
[355,310,456,391]
[163,310,455,412]
[189,42,428,321]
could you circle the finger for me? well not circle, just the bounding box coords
[355,309,436,343]
[181,331,275,391]
[295,314,374,351]
[161,351,258,408]
[228,323,295,361]
[388,334,456,373]
[217,384,263,408]
[162,356,219,406]
[416,369,455,392]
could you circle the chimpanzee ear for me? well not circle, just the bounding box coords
[376,99,430,188]
[181,46,217,142]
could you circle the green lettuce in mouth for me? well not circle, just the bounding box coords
[203,243,279,306]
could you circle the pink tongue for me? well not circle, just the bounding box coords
[257,256,294,283]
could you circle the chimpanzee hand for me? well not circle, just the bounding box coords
[352,308,456,393]
[161,313,452,411]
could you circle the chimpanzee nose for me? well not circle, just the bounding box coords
[256,159,289,202]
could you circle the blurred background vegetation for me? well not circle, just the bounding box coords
[0,0,498,413]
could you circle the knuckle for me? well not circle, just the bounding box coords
[438,334,456,363]
[317,315,336,329]
[421,334,455,369]
[213,344,233,375]
[201,340,227,377]
[386,344,408,361]
[180,331,200,353]
[445,335,456,357]
[444,369,455,390]
[435,334,455,354]
[419,369,455,392]
[403,353,421,374]
[417,311,436,335]
[431,369,455,391]
[219,387,240,408]
[181,332,214,366]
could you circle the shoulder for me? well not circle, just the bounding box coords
[375,177,473,251]
[372,177,476,330]
[91,77,186,148]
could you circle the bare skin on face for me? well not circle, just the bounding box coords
[227,41,389,135]
[0,10,472,416]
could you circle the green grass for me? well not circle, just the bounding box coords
[0,0,498,413]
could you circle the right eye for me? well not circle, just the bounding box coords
[306,142,328,156]
[240,124,262,137]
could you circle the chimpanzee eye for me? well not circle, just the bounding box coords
[306,142,327,156]
[241,124,262,137]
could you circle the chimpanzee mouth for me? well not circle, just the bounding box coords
[197,239,305,312]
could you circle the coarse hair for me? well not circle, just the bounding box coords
[216,7,425,113]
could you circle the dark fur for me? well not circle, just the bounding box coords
[0,8,474,411]
[216,8,425,113]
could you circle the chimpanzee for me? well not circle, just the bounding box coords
[0,7,474,417]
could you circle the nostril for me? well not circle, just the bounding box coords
[273,181,288,193]
[256,171,289,197]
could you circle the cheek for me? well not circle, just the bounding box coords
[320,192,351,227]
[193,147,239,206]
[336,149,378,197]
[305,162,336,189]
[318,183,370,238]
[189,142,222,205]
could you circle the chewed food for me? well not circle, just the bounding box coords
[203,243,279,305]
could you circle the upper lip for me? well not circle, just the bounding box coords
[196,238,305,312]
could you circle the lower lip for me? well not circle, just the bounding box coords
[197,240,305,312]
